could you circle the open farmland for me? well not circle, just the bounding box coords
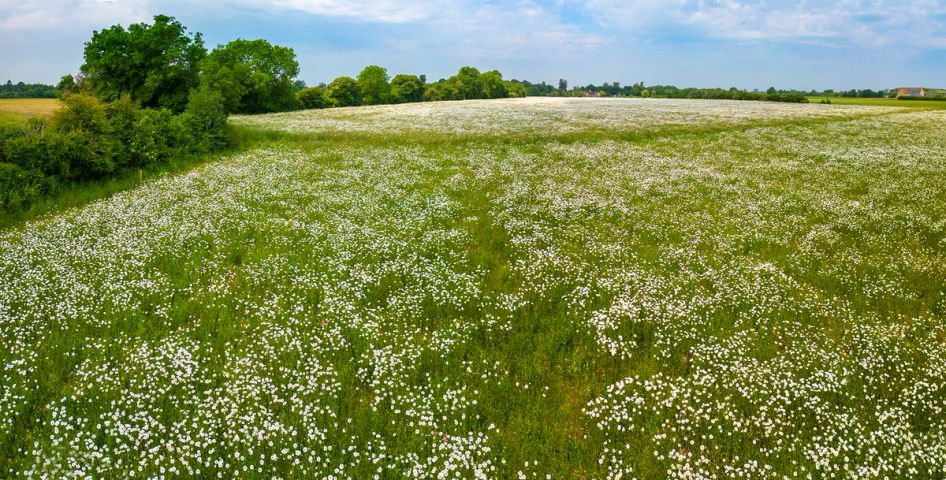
[2,98,946,479]
[0,99,60,125]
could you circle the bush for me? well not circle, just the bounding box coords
[3,133,77,179]
[106,94,142,168]
[0,162,53,211]
[132,109,185,165]
[0,125,27,163]
[184,86,229,152]
[52,93,111,135]
[297,86,328,109]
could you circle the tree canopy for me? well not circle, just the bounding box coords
[390,74,425,103]
[80,15,206,112]
[325,77,361,107]
[357,66,391,106]
[200,39,300,114]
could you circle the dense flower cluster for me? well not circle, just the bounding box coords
[231,97,897,135]
[1,99,944,478]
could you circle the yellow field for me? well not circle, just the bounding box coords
[0,98,61,125]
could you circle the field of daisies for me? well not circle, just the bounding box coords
[2,97,946,479]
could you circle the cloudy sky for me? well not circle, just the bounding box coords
[2,0,945,90]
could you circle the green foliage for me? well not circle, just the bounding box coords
[184,86,229,152]
[479,70,508,99]
[131,108,192,165]
[296,86,328,109]
[0,85,228,213]
[390,74,424,103]
[325,77,362,107]
[357,66,391,105]
[200,39,300,114]
[55,75,76,98]
[504,81,527,98]
[0,125,26,163]
[52,93,111,135]
[0,162,50,211]
[0,80,57,99]
[105,94,141,167]
[422,82,455,102]
[3,133,71,179]
[455,66,482,99]
[80,15,206,112]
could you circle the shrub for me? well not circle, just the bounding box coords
[106,94,142,168]
[69,131,118,177]
[131,109,196,164]
[296,86,328,109]
[0,162,52,211]
[0,125,27,163]
[131,109,177,165]
[52,93,111,135]
[184,86,229,152]
[3,134,76,179]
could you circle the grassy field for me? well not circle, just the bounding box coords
[0,98,60,125]
[805,96,946,109]
[2,98,946,479]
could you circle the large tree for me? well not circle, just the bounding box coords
[480,70,508,99]
[454,66,483,100]
[80,15,206,112]
[200,39,300,114]
[325,77,362,107]
[357,66,390,106]
[390,74,425,103]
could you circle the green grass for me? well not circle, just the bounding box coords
[1,99,945,478]
[806,96,946,108]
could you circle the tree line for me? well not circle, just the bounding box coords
[297,66,527,110]
[1,81,57,99]
[508,81,813,102]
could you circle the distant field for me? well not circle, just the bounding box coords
[3,98,946,479]
[806,96,946,109]
[0,98,60,125]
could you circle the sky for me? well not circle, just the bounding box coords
[1,0,945,90]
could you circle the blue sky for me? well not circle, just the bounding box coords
[2,0,945,90]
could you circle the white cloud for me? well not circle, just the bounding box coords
[573,0,946,47]
[231,0,438,23]
[0,0,152,30]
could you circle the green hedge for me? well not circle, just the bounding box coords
[0,91,228,213]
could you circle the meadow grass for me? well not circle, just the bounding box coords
[1,98,945,479]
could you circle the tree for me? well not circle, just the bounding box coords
[56,75,77,98]
[480,70,508,99]
[80,15,206,112]
[454,66,482,99]
[296,86,328,109]
[422,82,456,102]
[357,66,391,105]
[390,74,425,103]
[558,78,568,91]
[325,77,361,107]
[200,39,300,114]
[505,81,527,98]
